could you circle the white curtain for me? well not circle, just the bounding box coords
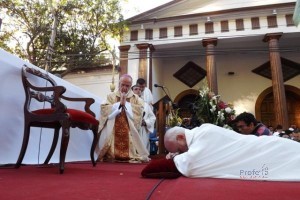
[0,49,102,165]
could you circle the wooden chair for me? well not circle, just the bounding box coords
[16,65,99,173]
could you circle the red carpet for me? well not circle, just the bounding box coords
[151,177,300,200]
[0,162,158,200]
[1,162,300,200]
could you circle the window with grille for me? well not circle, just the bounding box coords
[285,14,295,26]
[251,17,260,29]
[267,16,278,28]
[205,22,214,34]
[236,19,244,31]
[159,28,168,39]
[145,29,153,40]
[221,20,229,32]
[130,30,138,41]
[174,26,182,37]
[189,24,198,35]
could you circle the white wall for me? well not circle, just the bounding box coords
[152,57,165,102]
[63,70,119,100]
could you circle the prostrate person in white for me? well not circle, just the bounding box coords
[132,85,156,153]
[164,123,300,181]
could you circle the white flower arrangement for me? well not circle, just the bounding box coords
[194,83,236,129]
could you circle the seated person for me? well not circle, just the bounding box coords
[233,112,272,136]
[149,129,159,155]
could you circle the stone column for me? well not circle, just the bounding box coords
[202,38,218,94]
[118,45,131,76]
[148,44,155,91]
[263,33,289,129]
[136,43,150,81]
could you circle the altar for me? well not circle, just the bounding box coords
[0,49,103,165]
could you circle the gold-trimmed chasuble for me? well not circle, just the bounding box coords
[114,109,130,161]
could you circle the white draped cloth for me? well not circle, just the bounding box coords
[141,87,153,108]
[140,102,156,152]
[174,123,300,181]
[0,49,102,164]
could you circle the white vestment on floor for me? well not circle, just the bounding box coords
[174,123,300,181]
[140,102,156,152]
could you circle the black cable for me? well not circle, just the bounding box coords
[145,178,165,200]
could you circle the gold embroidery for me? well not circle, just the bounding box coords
[114,109,130,161]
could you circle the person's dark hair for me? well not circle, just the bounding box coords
[234,112,257,126]
[284,129,292,135]
[136,78,146,85]
[279,133,289,138]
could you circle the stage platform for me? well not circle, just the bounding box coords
[1,161,300,200]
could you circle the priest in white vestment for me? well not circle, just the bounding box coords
[164,123,300,181]
[132,85,156,152]
[95,74,149,163]
[136,78,153,109]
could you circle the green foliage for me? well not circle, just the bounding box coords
[0,0,126,74]
[0,0,51,62]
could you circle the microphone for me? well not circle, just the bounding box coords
[154,83,165,88]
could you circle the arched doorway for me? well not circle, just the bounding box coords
[255,85,300,128]
[174,89,199,118]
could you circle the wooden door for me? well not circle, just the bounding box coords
[259,91,300,128]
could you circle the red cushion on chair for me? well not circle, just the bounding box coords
[33,108,99,125]
[141,158,182,179]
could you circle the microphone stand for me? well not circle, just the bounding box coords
[157,86,177,109]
